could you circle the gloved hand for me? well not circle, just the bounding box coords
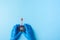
[11,24,22,40]
[24,24,36,40]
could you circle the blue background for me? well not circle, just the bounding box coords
[0,0,60,40]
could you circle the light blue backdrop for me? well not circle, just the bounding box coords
[0,0,60,40]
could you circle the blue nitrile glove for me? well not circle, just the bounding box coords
[11,24,22,40]
[24,24,36,40]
